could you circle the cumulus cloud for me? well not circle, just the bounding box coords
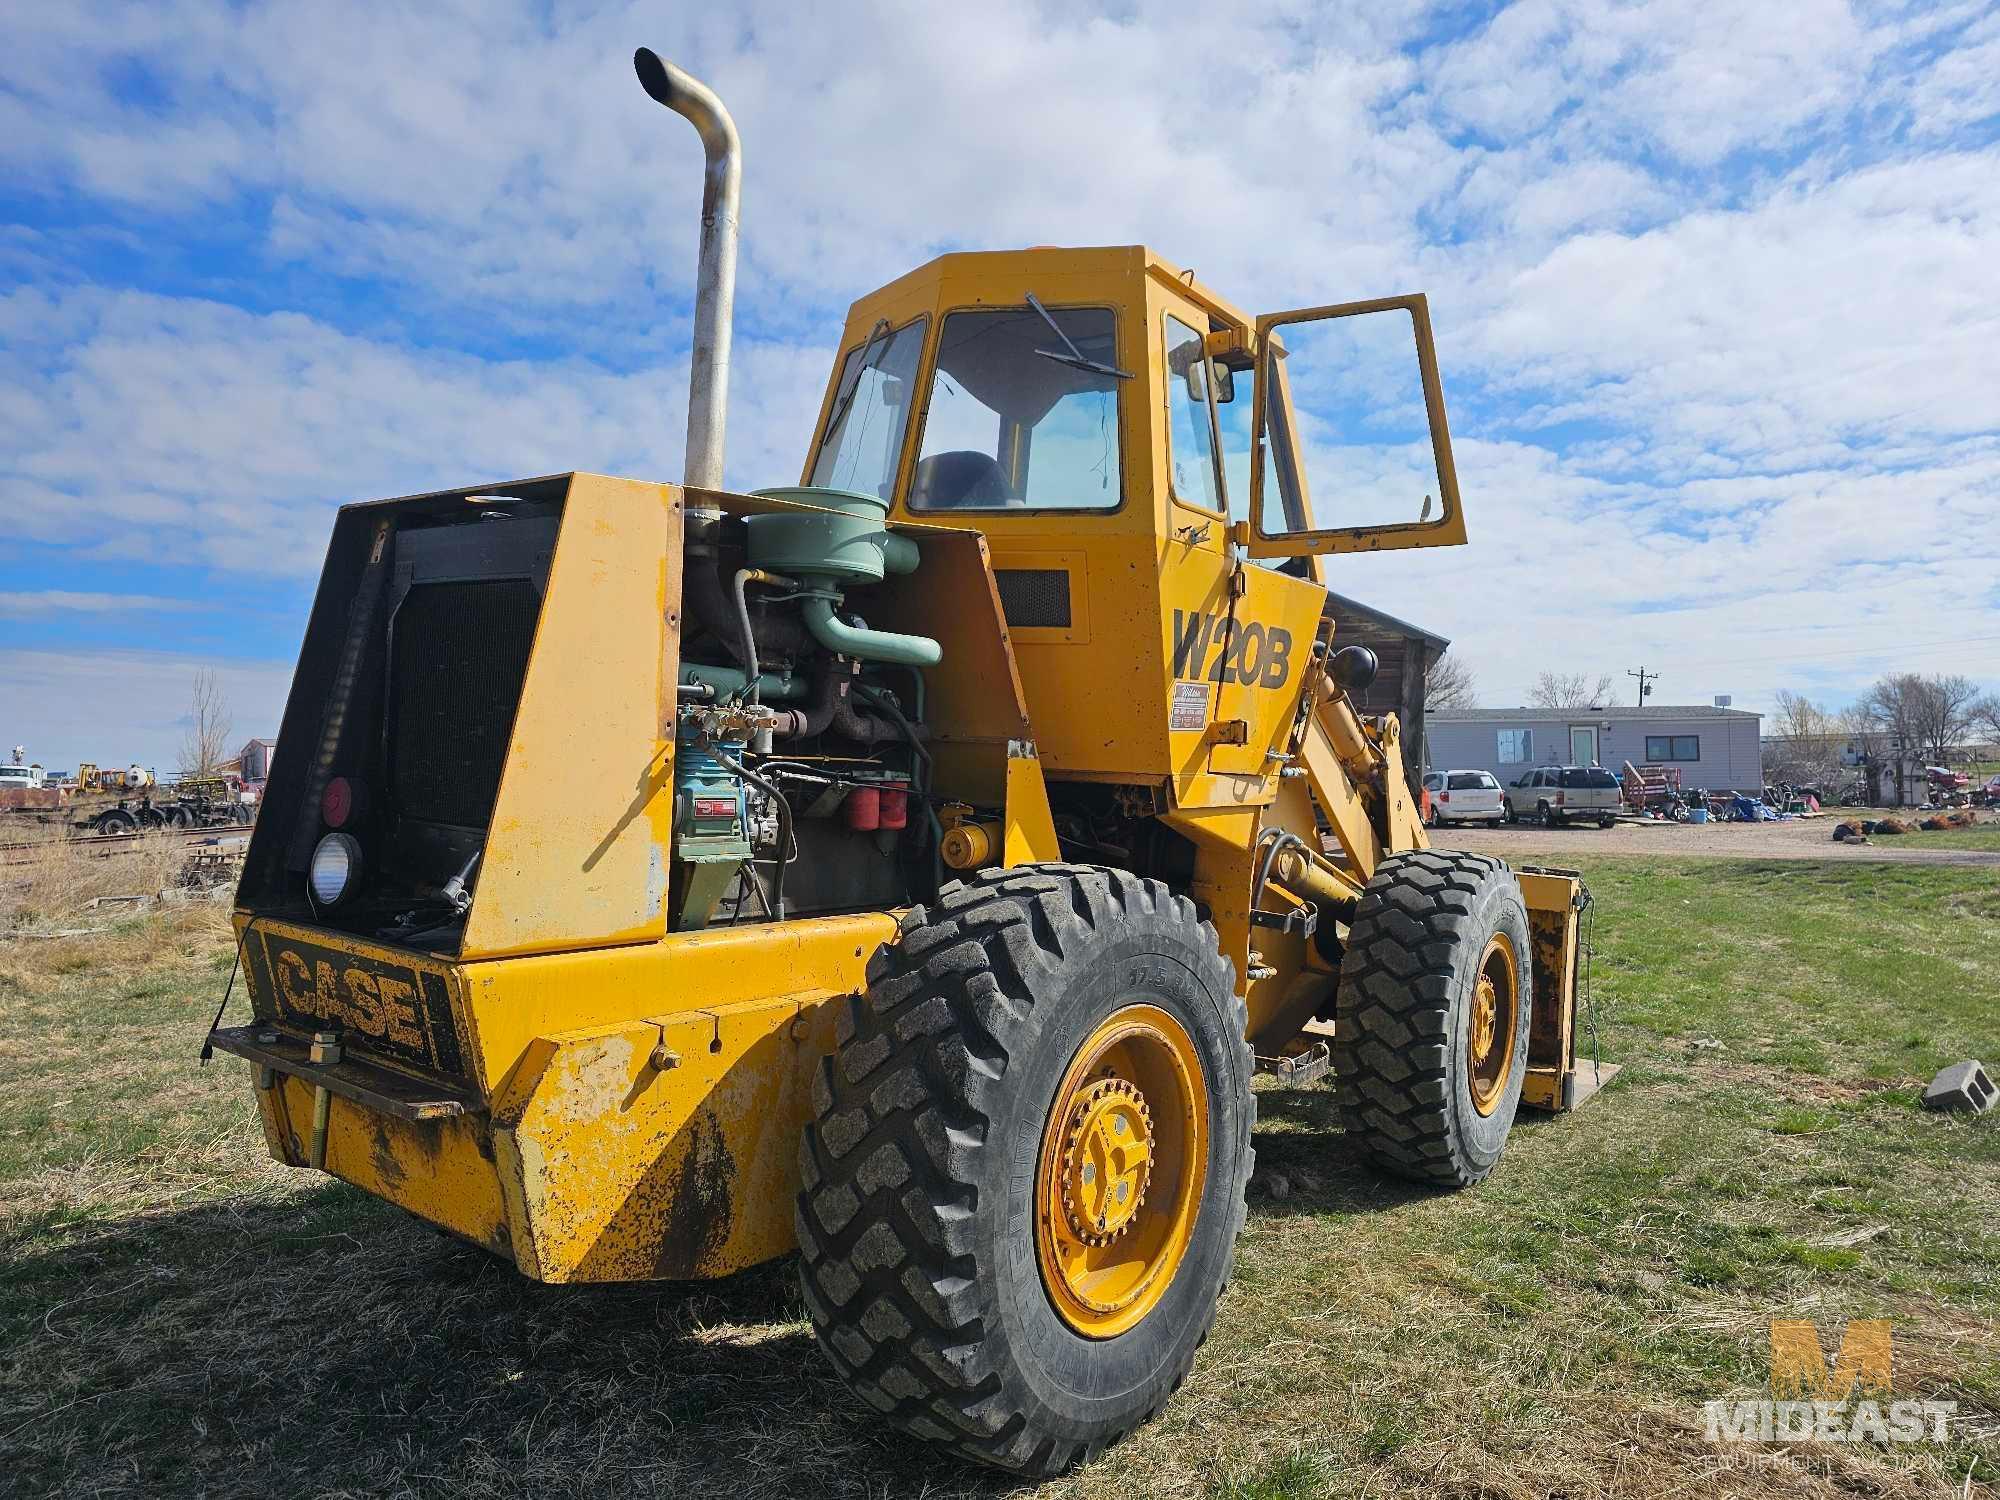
[0,591,211,615]
[0,285,834,573]
[0,0,1995,729]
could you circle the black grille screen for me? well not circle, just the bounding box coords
[390,580,539,828]
[995,568,1072,629]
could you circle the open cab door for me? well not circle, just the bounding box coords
[1244,294,1468,558]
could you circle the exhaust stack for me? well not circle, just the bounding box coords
[634,48,740,492]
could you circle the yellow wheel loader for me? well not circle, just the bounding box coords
[205,49,1610,1478]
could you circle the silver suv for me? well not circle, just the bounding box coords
[1503,765,1622,828]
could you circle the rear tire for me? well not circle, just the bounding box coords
[1330,851,1533,1188]
[797,863,1254,1477]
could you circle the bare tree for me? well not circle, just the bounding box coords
[1766,690,1845,784]
[1970,692,2000,755]
[1425,653,1478,710]
[178,669,234,779]
[1858,672,1981,765]
[1529,671,1613,710]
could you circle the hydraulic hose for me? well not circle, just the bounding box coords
[855,682,943,896]
[733,568,798,703]
[764,659,907,742]
[708,740,791,920]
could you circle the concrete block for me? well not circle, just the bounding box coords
[1923,1060,1996,1114]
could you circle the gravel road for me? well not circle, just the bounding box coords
[1427,811,2000,867]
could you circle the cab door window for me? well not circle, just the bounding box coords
[1162,314,1222,512]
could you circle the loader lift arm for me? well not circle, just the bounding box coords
[1282,664,1610,1115]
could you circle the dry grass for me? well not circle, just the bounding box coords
[0,857,1995,1498]
[0,834,200,931]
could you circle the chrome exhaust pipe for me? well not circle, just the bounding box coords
[634,48,740,492]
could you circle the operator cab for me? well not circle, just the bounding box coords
[803,247,1466,558]
[797,247,1469,791]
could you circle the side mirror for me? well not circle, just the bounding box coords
[1178,356,1234,406]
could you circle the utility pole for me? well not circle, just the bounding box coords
[1627,667,1657,707]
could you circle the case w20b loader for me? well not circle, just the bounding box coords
[205,48,1610,1478]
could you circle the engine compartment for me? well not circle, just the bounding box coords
[238,478,1010,958]
[667,490,945,930]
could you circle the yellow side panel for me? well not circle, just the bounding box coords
[458,910,899,1099]
[462,472,683,960]
[257,1075,512,1258]
[1203,566,1326,784]
[986,534,1170,777]
[1003,743,1063,865]
[491,994,841,1282]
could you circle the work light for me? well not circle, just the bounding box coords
[310,832,363,906]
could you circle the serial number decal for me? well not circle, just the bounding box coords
[1170,609,1294,689]
[1169,680,1209,731]
[245,929,465,1077]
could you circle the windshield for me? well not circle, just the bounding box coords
[808,318,928,500]
[910,306,1122,511]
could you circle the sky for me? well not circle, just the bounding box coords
[3,0,1997,774]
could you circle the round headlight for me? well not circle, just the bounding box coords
[310,832,363,906]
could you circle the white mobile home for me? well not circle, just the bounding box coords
[1425,705,1764,793]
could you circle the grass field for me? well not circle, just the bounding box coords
[1867,823,2000,853]
[2,857,1996,1498]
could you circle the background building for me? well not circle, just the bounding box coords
[1324,592,1450,802]
[1426,705,1764,792]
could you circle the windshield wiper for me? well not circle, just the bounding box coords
[821,317,894,442]
[1027,293,1132,381]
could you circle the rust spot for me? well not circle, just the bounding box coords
[654,1110,736,1280]
[370,1120,409,1193]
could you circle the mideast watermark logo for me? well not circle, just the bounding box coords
[1704,1320,1955,1443]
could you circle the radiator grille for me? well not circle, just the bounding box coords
[994,568,1072,629]
[390,580,539,828]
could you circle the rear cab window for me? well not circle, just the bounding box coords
[1447,773,1485,790]
[1561,768,1620,789]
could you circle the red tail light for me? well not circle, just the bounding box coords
[322,776,362,829]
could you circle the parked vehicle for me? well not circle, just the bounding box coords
[1423,769,1505,826]
[1504,765,1623,827]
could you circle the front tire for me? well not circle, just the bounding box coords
[797,863,1254,1477]
[1330,851,1533,1188]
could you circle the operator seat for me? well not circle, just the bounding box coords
[911,450,1015,509]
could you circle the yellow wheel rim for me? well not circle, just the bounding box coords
[1034,1004,1208,1339]
[1467,932,1519,1117]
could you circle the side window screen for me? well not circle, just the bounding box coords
[809,318,928,500]
[1163,315,1220,511]
[910,307,1121,511]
